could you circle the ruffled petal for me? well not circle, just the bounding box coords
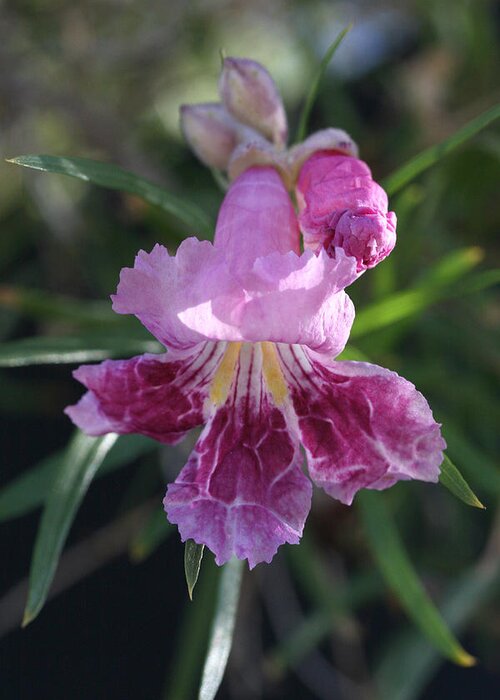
[214,166,300,269]
[164,343,312,568]
[65,343,226,443]
[278,347,445,505]
[111,240,245,350]
[112,238,356,355]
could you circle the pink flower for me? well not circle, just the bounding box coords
[297,150,397,271]
[65,167,444,568]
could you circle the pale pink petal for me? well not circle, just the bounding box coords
[278,347,445,505]
[296,151,396,271]
[164,344,312,568]
[111,240,244,350]
[112,165,357,353]
[65,343,226,443]
[214,166,300,268]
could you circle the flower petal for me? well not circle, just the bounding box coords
[214,166,300,268]
[164,344,312,568]
[111,240,244,350]
[279,347,445,505]
[65,343,226,443]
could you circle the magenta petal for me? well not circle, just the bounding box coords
[281,349,445,505]
[214,166,300,270]
[164,346,312,568]
[65,343,225,443]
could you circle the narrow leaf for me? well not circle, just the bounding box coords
[0,335,162,367]
[8,154,213,236]
[130,507,172,562]
[164,563,218,700]
[351,247,485,339]
[0,434,156,523]
[357,491,475,667]
[23,431,118,625]
[439,454,485,509]
[294,25,352,143]
[184,540,205,600]
[383,102,500,195]
[198,558,244,700]
[376,561,500,700]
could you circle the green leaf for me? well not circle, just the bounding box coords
[375,561,500,700]
[439,454,485,509]
[185,540,205,600]
[0,434,157,523]
[443,421,500,497]
[198,558,244,700]
[294,25,352,143]
[164,563,218,700]
[351,247,485,339]
[357,491,475,667]
[23,431,118,625]
[383,102,500,195]
[7,154,213,237]
[0,335,162,367]
[0,285,119,326]
[129,507,172,562]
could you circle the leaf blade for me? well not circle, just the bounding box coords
[8,154,213,236]
[439,454,485,509]
[357,491,475,667]
[23,431,118,625]
[383,102,500,195]
[0,434,157,523]
[198,558,244,700]
[294,25,352,143]
[184,540,205,600]
[130,507,173,562]
[0,335,162,367]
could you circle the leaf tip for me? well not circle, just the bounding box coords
[456,649,477,668]
[129,542,145,563]
[21,609,36,628]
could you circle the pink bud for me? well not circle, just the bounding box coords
[219,57,288,147]
[180,103,242,170]
[331,208,397,271]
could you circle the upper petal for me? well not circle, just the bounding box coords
[65,342,226,443]
[112,240,356,355]
[214,166,300,269]
[278,347,445,505]
[164,343,312,568]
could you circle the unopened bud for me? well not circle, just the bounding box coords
[219,57,288,147]
[331,208,397,271]
[180,103,241,170]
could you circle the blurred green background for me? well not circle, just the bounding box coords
[0,1,499,698]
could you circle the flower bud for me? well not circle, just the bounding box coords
[331,208,397,271]
[219,57,288,147]
[180,103,241,170]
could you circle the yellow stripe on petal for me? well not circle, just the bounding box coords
[261,342,288,405]
[210,342,241,405]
